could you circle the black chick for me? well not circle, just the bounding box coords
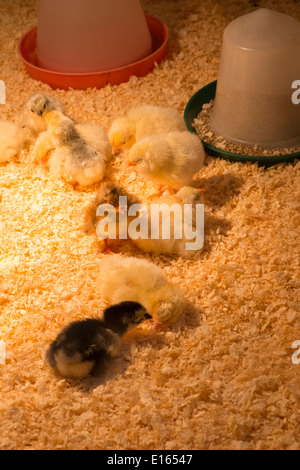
[46,301,151,378]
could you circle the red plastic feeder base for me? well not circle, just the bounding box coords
[19,14,168,90]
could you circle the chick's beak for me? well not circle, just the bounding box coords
[153,321,163,331]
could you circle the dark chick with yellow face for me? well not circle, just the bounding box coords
[46,301,151,379]
[24,93,66,134]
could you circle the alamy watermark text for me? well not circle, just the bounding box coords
[96,197,204,251]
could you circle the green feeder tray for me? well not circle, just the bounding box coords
[184,80,300,167]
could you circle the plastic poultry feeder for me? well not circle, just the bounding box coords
[210,8,300,149]
[19,0,168,90]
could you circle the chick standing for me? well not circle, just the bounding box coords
[0,121,27,163]
[82,182,140,253]
[44,110,111,187]
[128,131,205,192]
[23,93,66,134]
[46,301,151,378]
[131,186,205,258]
[109,105,186,152]
[97,256,186,329]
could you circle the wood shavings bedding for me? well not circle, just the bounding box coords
[0,0,300,451]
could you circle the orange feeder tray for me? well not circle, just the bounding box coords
[19,14,168,90]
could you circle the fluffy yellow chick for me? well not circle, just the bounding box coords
[131,186,205,258]
[44,111,111,188]
[0,120,27,163]
[108,105,186,152]
[23,92,65,134]
[32,130,55,164]
[82,181,140,253]
[128,131,205,191]
[97,255,186,329]
[76,122,112,156]
[33,118,112,165]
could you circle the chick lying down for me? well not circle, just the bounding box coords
[132,186,205,258]
[109,105,186,152]
[46,301,151,378]
[33,121,111,166]
[47,145,106,188]
[43,111,112,187]
[82,182,140,254]
[97,256,186,329]
[83,183,204,258]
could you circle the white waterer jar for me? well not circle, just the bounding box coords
[36,0,153,73]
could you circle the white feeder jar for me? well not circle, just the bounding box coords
[210,8,300,149]
[36,0,153,73]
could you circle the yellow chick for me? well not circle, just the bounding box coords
[127,131,205,192]
[0,120,27,163]
[108,105,186,152]
[33,120,112,165]
[131,186,205,258]
[32,130,55,164]
[82,181,140,253]
[76,122,112,155]
[44,111,111,188]
[97,255,186,329]
[166,185,205,205]
[23,92,65,134]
